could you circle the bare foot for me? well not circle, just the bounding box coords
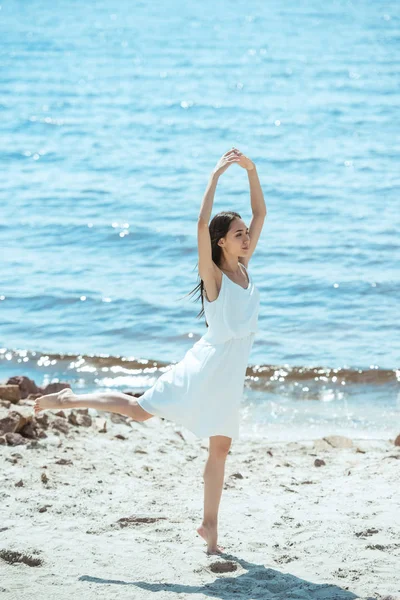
[34,388,76,415]
[196,523,225,555]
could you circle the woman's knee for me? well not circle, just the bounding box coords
[209,435,232,457]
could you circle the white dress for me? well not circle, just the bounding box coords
[136,263,260,439]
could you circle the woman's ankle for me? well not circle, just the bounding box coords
[202,519,218,528]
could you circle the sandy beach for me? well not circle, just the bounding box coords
[1,390,399,600]
[2,0,399,597]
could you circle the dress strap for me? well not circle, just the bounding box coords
[239,262,250,284]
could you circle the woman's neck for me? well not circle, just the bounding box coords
[219,259,241,273]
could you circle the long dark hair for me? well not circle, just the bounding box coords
[181,211,242,327]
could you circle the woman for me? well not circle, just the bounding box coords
[34,147,267,555]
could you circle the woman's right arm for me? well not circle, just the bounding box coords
[197,172,219,287]
[197,151,240,292]
[198,172,219,224]
[198,149,240,224]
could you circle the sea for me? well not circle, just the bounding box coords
[1,0,399,441]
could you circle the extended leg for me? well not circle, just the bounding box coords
[34,387,154,422]
[196,435,232,554]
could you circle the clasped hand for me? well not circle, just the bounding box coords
[213,148,255,176]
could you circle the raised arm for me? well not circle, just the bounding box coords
[247,166,267,217]
[235,150,267,265]
[197,150,240,277]
[198,150,240,223]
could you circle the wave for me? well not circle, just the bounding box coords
[1,348,398,391]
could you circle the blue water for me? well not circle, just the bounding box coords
[1,0,399,439]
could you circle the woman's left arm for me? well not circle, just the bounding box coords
[238,151,267,267]
[233,148,267,217]
[243,167,267,263]
[247,166,267,217]
[234,149,267,263]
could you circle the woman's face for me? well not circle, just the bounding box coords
[218,219,250,256]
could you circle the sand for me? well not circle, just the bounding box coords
[0,410,399,600]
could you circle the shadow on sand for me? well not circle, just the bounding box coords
[79,552,376,599]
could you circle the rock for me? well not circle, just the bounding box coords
[51,417,70,434]
[285,442,305,452]
[14,480,24,487]
[231,472,244,479]
[10,406,33,433]
[5,377,38,400]
[42,382,71,395]
[355,527,379,537]
[25,440,44,449]
[0,550,43,567]
[314,439,332,452]
[394,434,400,446]
[323,435,353,449]
[55,458,73,465]
[209,560,238,573]
[41,472,49,484]
[0,400,11,409]
[68,409,92,427]
[94,417,107,433]
[35,413,49,430]
[314,458,326,467]
[0,410,21,436]
[20,420,39,439]
[0,406,33,436]
[5,432,27,446]
[0,384,21,403]
[0,436,6,445]
[19,399,35,408]
[110,413,130,425]
[55,410,66,419]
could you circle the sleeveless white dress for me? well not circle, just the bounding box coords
[136,263,260,439]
